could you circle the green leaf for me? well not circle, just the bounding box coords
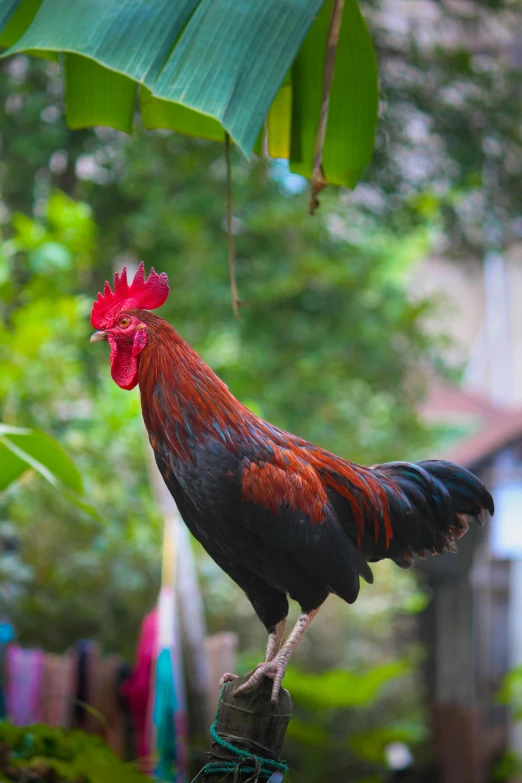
[0,439,27,489]
[323,0,378,186]
[290,0,378,187]
[0,424,84,494]
[65,54,137,134]
[267,83,292,159]
[0,0,22,31]
[283,661,410,709]
[0,0,57,59]
[0,0,378,187]
[152,0,324,157]
[2,0,199,83]
[0,425,103,521]
[0,0,39,48]
[140,86,224,142]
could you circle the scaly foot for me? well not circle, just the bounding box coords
[225,610,319,704]
[233,653,289,703]
[265,618,287,662]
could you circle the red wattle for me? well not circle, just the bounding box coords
[108,331,147,390]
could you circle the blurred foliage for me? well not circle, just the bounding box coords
[0,190,161,658]
[497,663,522,721]
[367,1,522,258]
[283,660,410,709]
[0,48,448,662]
[0,54,439,777]
[492,666,522,780]
[1,1,515,774]
[493,751,522,782]
[280,657,426,780]
[0,722,148,783]
[86,132,440,463]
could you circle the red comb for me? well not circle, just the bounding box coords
[91,262,169,329]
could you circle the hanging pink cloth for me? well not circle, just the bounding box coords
[6,645,45,725]
[121,609,158,766]
[40,652,75,728]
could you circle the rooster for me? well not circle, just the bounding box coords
[90,263,493,702]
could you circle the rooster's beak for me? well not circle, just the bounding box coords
[90,330,108,343]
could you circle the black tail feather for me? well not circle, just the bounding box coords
[368,459,494,567]
[417,459,494,520]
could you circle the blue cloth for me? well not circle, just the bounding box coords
[153,648,177,781]
[0,621,14,720]
[0,622,14,645]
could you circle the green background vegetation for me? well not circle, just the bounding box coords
[1,0,520,776]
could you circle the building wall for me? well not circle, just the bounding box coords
[409,250,522,406]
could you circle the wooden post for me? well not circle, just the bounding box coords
[204,632,239,723]
[204,674,292,783]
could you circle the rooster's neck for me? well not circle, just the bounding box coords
[136,312,253,457]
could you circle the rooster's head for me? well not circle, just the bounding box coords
[90,262,169,390]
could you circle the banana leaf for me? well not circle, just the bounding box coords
[0,424,101,520]
[0,0,378,190]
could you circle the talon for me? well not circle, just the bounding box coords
[219,672,239,686]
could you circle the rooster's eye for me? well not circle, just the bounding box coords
[119,316,131,328]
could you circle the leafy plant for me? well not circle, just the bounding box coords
[489,667,522,781]
[0,423,98,518]
[0,0,378,191]
[280,658,426,781]
[0,47,447,776]
[0,188,161,656]
[0,722,148,783]
[0,189,99,518]
[283,660,410,710]
[496,664,522,719]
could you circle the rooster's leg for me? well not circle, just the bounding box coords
[234,608,319,703]
[219,618,287,687]
[265,618,287,662]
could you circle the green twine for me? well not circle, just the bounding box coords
[191,687,289,783]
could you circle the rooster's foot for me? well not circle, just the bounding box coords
[233,655,288,703]
[219,672,239,686]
